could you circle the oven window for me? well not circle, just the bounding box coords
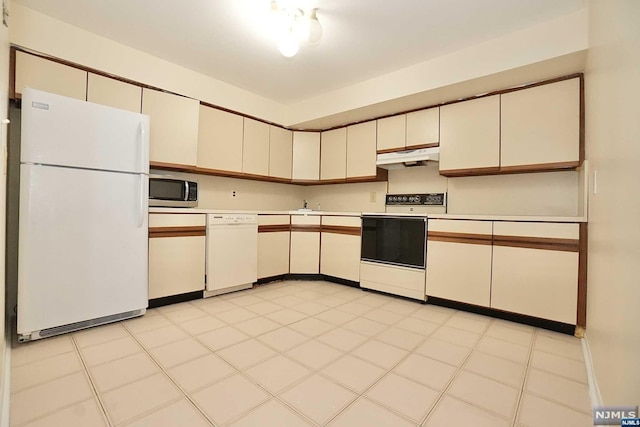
[149,179,184,200]
[361,217,426,269]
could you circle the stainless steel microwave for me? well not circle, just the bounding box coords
[149,178,198,207]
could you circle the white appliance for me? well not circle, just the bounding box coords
[18,88,150,342]
[376,147,440,170]
[204,214,258,297]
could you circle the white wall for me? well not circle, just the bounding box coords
[10,4,287,125]
[584,0,640,405]
[287,8,589,127]
[153,170,305,212]
[447,171,580,216]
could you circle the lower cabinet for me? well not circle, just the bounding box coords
[491,222,579,324]
[257,215,290,279]
[320,216,361,282]
[426,220,493,307]
[148,214,206,300]
[290,215,321,274]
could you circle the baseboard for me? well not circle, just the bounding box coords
[320,275,360,288]
[582,333,603,409]
[256,274,288,285]
[426,296,576,335]
[286,273,324,281]
[148,291,203,308]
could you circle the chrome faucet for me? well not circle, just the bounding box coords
[303,199,308,209]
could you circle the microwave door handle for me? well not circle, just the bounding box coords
[185,181,189,201]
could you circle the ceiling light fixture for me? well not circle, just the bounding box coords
[271,1,322,58]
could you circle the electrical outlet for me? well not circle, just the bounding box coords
[232,190,237,197]
[369,192,376,202]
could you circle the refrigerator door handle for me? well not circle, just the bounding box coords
[138,174,145,228]
[138,121,147,172]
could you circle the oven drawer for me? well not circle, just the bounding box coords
[360,261,426,301]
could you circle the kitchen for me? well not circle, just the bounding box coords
[0,1,639,426]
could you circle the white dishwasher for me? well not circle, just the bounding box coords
[204,214,258,297]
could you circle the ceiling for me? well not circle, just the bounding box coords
[13,0,587,105]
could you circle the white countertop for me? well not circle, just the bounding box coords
[149,207,586,223]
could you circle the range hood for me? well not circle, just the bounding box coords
[376,147,440,170]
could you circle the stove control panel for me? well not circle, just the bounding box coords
[385,193,447,206]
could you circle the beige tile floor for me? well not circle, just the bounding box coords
[9,281,594,427]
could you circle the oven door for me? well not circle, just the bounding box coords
[361,216,427,269]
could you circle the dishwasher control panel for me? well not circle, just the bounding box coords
[207,214,258,225]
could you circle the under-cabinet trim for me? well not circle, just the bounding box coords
[258,224,291,233]
[427,231,493,245]
[493,235,579,252]
[321,225,361,236]
[148,226,206,238]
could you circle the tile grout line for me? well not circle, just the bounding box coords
[119,321,219,427]
[417,318,491,426]
[70,335,115,427]
[510,325,537,427]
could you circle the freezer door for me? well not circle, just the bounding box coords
[18,164,148,335]
[21,87,149,174]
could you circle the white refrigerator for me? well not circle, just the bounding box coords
[17,88,150,342]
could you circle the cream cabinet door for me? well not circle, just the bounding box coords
[292,132,320,181]
[148,213,206,300]
[492,247,578,324]
[491,221,579,324]
[242,118,270,176]
[320,216,361,282]
[197,105,243,172]
[15,51,87,100]
[87,73,141,113]
[320,128,347,181]
[346,121,377,178]
[258,215,290,279]
[269,126,293,179]
[149,235,206,299]
[406,107,439,148]
[258,233,290,279]
[376,115,406,152]
[290,216,320,274]
[439,95,500,174]
[142,88,200,166]
[501,78,580,168]
[426,220,493,307]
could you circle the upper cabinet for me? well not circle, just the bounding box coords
[242,118,270,177]
[500,78,580,170]
[87,74,141,113]
[269,126,293,180]
[376,115,406,152]
[439,95,500,176]
[377,107,440,153]
[142,88,200,166]
[292,131,320,181]
[14,51,87,100]
[346,121,377,179]
[406,107,439,148]
[197,105,243,172]
[320,127,347,182]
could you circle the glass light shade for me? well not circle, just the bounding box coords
[306,10,322,43]
[278,34,300,57]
